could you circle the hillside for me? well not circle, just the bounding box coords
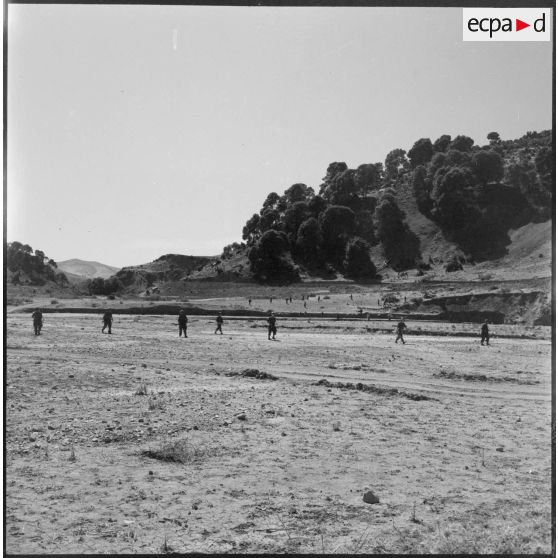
[57,259,120,280]
[189,129,552,285]
[112,254,213,294]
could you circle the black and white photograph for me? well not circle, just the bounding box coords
[5,2,554,554]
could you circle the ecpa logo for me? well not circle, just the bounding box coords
[463,8,551,41]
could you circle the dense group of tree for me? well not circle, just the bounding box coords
[86,276,124,296]
[411,130,552,258]
[7,242,68,286]
[241,129,552,282]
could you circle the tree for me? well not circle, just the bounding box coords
[344,238,376,279]
[535,146,553,192]
[248,230,299,283]
[307,195,328,218]
[283,201,310,244]
[319,205,356,267]
[283,183,314,204]
[450,135,475,152]
[261,192,281,213]
[433,134,452,153]
[408,138,434,168]
[374,195,420,270]
[242,213,260,244]
[354,210,376,244]
[295,217,321,265]
[487,131,500,144]
[323,162,348,182]
[321,169,358,206]
[430,166,476,231]
[221,242,243,259]
[445,149,472,168]
[354,163,383,195]
[384,149,408,184]
[472,150,504,185]
[259,208,281,233]
[505,161,552,217]
[412,165,432,215]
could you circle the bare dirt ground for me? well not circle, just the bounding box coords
[5,312,552,554]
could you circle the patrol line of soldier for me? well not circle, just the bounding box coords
[30,309,492,345]
[30,308,278,341]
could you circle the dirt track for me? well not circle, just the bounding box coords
[6,313,553,553]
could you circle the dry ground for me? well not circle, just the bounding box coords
[5,313,553,554]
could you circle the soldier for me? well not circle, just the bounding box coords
[481,319,490,346]
[31,308,43,336]
[267,311,277,340]
[102,310,113,334]
[395,317,407,344]
[248,298,252,306]
[269,296,273,304]
[178,309,188,338]
[215,312,224,335]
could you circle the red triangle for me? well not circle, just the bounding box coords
[516,19,530,31]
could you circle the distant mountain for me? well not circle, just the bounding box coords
[58,259,120,279]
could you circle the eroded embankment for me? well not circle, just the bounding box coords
[401,290,550,325]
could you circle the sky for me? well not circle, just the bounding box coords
[7,5,553,268]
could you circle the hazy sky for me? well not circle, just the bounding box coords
[7,5,553,267]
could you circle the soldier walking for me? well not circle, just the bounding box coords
[481,319,490,346]
[267,312,277,340]
[215,312,224,335]
[395,317,407,344]
[178,309,188,338]
[101,310,113,334]
[31,308,43,335]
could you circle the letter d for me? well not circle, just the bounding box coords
[534,13,545,32]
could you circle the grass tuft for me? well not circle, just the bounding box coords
[143,438,215,464]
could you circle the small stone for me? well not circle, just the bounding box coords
[496,447,504,452]
[281,432,287,437]
[236,414,246,421]
[363,491,380,504]
[193,425,198,430]
[68,374,74,378]
[148,471,154,476]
